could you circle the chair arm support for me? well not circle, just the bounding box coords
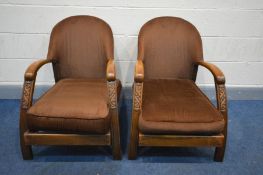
[24,59,52,81]
[21,59,52,110]
[106,59,121,158]
[195,61,225,85]
[134,60,144,83]
[106,59,116,82]
[195,60,228,116]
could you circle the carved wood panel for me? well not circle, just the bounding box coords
[133,83,143,111]
[21,81,33,109]
[217,85,227,112]
[107,81,117,109]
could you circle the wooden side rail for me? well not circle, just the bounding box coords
[24,131,111,146]
[139,133,224,147]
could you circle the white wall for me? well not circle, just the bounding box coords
[0,0,263,87]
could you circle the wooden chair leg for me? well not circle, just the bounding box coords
[20,110,33,160]
[112,142,121,160]
[128,110,140,160]
[214,113,227,162]
[128,82,142,160]
[128,134,138,160]
[214,84,228,162]
[214,146,225,162]
[111,109,121,160]
[20,135,33,160]
[214,133,226,162]
[107,81,122,160]
[112,135,121,160]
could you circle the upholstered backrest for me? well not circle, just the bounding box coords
[138,17,203,80]
[47,16,113,81]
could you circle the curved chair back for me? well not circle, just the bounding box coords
[138,17,203,80]
[47,16,114,81]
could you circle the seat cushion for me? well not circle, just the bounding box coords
[139,79,225,135]
[27,79,121,134]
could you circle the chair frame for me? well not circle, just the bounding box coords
[20,58,122,160]
[128,60,228,162]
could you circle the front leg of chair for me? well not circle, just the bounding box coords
[214,84,228,162]
[20,80,35,160]
[128,83,143,160]
[128,110,140,160]
[107,81,121,160]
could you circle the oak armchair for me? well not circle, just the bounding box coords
[128,17,227,161]
[20,16,122,160]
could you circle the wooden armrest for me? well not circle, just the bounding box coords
[106,59,116,81]
[195,61,225,84]
[24,59,52,81]
[134,60,144,83]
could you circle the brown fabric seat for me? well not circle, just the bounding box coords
[27,78,121,134]
[139,79,224,135]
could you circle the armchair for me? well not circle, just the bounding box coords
[128,17,227,161]
[20,16,122,160]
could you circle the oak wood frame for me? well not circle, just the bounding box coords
[128,60,228,162]
[20,58,121,160]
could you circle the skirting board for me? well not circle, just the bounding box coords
[0,84,262,100]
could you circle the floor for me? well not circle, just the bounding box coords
[0,99,262,175]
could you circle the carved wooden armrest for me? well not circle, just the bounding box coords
[24,59,52,81]
[195,60,227,114]
[21,59,52,110]
[195,60,225,85]
[134,60,144,83]
[106,59,116,82]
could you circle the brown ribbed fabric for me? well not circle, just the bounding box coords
[27,79,121,134]
[138,17,203,80]
[25,16,122,134]
[139,79,224,135]
[47,16,114,81]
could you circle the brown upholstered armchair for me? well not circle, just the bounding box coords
[20,16,122,160]
[128,17,228,161]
